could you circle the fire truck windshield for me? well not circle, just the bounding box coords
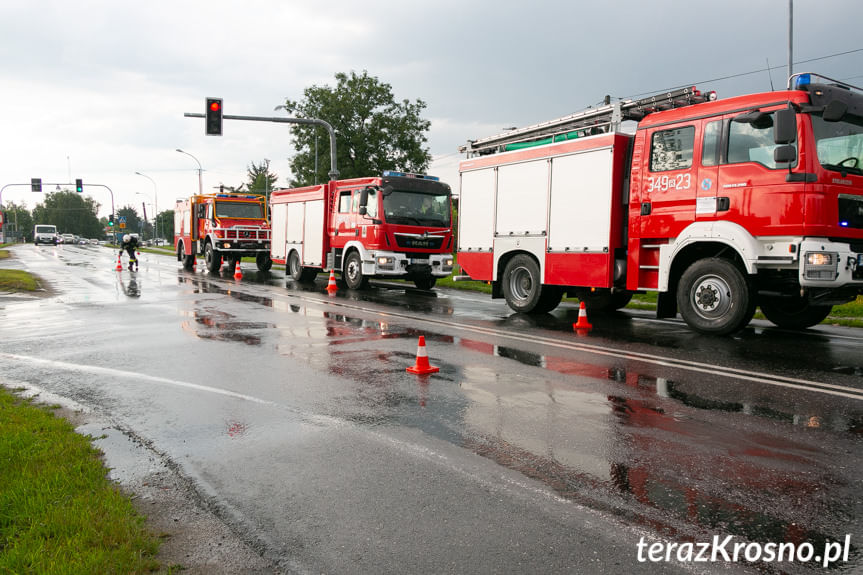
[215,201,263,219]
[382,190,450,227]
[812,114,863,176]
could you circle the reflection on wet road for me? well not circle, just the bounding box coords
[2,244,862,573]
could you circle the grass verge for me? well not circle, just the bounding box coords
[0,269,39,291]
[0,387,161,574]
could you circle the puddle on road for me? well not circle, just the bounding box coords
[170,275,863,562]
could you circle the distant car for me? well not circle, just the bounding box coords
[89,238,99,245]
[78,238,88,245]
[61,233,75,244]
[34,225,59,245]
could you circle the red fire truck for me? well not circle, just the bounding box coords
[269,171,454,290]
[174,192,272,273]
[457,73,863,334]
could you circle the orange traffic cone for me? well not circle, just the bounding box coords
[326,270,338,293]
[233,260,243,280]
[573,301,592,331]
[406,336,440,375]
[115,253,123,271]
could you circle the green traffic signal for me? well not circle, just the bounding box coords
[75,179,83,193]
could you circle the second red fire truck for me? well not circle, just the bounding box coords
[456,72,863,335]
[269,171,454,290]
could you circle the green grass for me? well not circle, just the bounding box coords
[0,249,10,260]
[0,269,39,291]
[0,388,162,574]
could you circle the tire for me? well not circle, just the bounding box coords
[502,254,558,314]
[413,275,437,290]
[580,290,633,313]
[677,258,755,335]
[204,242,222,273]
[759,297,832,329]
[343,251,368,290]
[178,243,195,270]
[534,285,564,313]
[256,252,272,272]
[288,251,317,283]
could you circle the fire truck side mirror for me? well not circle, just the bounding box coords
[358,187,371,215]
[774,145,797,165]
[773,108,797,144]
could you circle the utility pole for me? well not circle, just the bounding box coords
[788,0,793,76]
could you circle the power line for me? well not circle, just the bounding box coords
[624,47,863,100]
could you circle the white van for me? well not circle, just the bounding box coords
[34,224,59,245]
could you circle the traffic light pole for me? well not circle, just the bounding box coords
[182,113,340,180]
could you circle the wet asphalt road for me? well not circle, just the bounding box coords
[1,243,861,574]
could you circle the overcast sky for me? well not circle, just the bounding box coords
[2,0,862,220]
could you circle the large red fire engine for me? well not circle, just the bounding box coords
[269,171,454,290]
[174,192,272,273]
[456,72,863,335]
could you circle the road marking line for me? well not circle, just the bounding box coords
[0,352,280,407]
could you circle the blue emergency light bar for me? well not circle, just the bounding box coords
[382,170,440,181]
[792,73,812,90]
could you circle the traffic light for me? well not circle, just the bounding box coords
[75,179,83,193]
[31,178,42,192]
[108,214,114,227]
[205,97,223,136]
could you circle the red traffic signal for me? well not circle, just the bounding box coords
[205,97,223,136]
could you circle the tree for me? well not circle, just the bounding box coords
[116,206,142,238]
[2,201,33,242]
[156,210,174,241]
[32,190,103,238]
[282,70,432,186]
[245,159,278,204]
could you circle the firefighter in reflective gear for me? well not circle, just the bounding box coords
[120,234,139,271]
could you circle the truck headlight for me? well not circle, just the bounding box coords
[804,251,838,280]
[444,258,454,267]
[223,242,232,249]
[377,256,395,270]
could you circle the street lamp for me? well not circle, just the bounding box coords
[176,148,203,196]
[134,171,158,242]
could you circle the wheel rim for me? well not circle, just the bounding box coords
[289,253,299,277]
[508,265,533,302]
[689,274,732,319]
[346,257,360,284]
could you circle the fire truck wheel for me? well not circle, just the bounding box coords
[288,251,316,283]
[580,290,633,312]
[256,252,273,272]
[677,258,755,335]
[205,243,222,273]
[413,275,437,290]
[759,297,832,329]
[343,251,369,290]
[502,254,545,313]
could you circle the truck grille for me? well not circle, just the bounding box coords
[219,227,270,241]
[394,234,444,250]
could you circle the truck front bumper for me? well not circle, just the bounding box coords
[362,251,454,278]
[214,240,271,253]
[798,238,863,287]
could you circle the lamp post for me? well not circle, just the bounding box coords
[134,171,158,242]
[176,148,203,196]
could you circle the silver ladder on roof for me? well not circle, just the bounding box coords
[460,86,716,157]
